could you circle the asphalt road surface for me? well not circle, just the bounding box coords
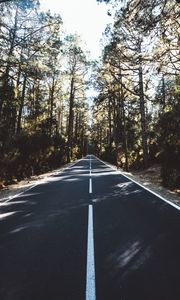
[1,155,180,300]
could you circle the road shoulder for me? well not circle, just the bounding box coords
[97,159,180,208]
[0,160,80,204]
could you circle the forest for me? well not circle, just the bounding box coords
[0,0,179,190]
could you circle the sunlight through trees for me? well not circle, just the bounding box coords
[0,0,179,190]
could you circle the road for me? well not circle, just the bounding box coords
[0,155,180,300]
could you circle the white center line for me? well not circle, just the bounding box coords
[89,155,92,193]
[86,204,96,300]
[90,155,92,170]
[89,178,92,194]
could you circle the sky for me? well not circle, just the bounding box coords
[40,0,111,59]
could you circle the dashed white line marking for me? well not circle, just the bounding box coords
[90,155,92,170]
[89,155,92,191]
[86,204,96,300]
[89,178,92,194]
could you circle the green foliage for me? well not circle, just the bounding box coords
[94,0,179,189]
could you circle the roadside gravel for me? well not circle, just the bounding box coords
[124,169,180,207]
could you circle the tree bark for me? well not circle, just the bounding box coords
[67,77,75,162]
[49,75,55,136]
[16,75,27,133]
[122,99,129,172]
[119,70,129,172]
[0,6,18,115]
[108,97,112,150]
[162,75,166,109]
[138,43,149,169]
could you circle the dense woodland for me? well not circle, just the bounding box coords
[0,0,179,190]
[92,0,180,189]
[0,0,90,185]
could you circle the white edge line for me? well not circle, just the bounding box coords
[0,158,84,207]
[1,183,39,206]
[96,156,180,211]
[66,159,82,169]
[86,204,96,300]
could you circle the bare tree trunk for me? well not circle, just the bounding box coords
[112,97,119,166]
[162,75,166,109]
[138,46,149,169]
[57,100,63,135]
[80,124,84,157]
[49,76,55,136]
[0,6,18,115]
[119,70,129,172]
[122,99,129,172]
[108,97,112,149]
[74,111,78,141]
[99,125,102,156]
[33,79,40,130]
[67,77,75,162]
[16,75,27,133]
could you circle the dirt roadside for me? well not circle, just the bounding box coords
[121,164,180,206]
[101,160,180,207]
[0,161,76,204]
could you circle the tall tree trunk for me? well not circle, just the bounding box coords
[122,99,129,172]
[108,97,112,150]
[138,46,149,169]
[57,100,63,135]
[97,123,102,157]
[67,77,75,162]
[80,124,84,157]
[16,75,27,133]
[74,111,79,142]
[49,76,55,136]
[60,105,64,134]
[112,97,119,166]
[33,80,40,130]
[162,75,166,109]
[119,71,129,172]
[0,6,19,116]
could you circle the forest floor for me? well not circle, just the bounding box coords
[122,164,180,206]
[0,161,179,208]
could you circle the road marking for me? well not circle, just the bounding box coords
[89,178,92,194]
[96,156,180,211]
[0,183,39,206]
[86,204,96,300]
[89,155,92,191]
[90,155,92,170]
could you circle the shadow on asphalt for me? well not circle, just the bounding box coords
[0,164,90,240]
